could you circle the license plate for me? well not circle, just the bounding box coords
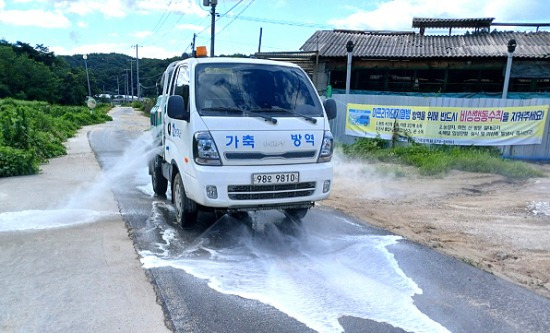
[252,172,299,185]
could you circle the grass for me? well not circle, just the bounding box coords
[342,138,545,179]
[373,164,408,178]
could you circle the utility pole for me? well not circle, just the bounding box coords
[124,70,129,103]
[192,33,196,57]
[133,44,141,99]
[345,40,354,95]
[83,54,92,97]
[129,60,135,101]
[315,34,320,89]
[203,0,218,57]
[258,27,263,53]
[117,76,119,95]
[502,39,517,99]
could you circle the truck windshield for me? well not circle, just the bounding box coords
[195,63,322,117]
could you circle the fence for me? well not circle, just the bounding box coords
[329,94,550,161]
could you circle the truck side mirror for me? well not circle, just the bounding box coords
[324,99,337,120]
[167,95,190,122]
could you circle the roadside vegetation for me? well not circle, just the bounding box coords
[342,137,545,179]
[131,99,155,116]
[0,99,112,177]
[0,40,161,178]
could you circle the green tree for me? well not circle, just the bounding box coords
[58,69,88,105]
[0,45,60,103]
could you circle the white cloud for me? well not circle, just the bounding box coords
[0,9,71,28]
[171,0,209,17]
[131,0,207,17]
[135,0,172,12]
[273,0,287,9]
[54,0,127,18]
[139,45,181,59]
[78,21,88,28]
[133,30,153,39]
[176,23,203,32]
[49,0,207,19]
[0,0,5,10]
[51,43,129,57]
[328,0,550,31]
[50,43,180,59]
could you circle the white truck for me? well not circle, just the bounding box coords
[149,56,337,226]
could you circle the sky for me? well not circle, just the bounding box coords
[0,0,549,59]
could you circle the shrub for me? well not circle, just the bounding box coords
[0,99,112,177]
[0,146,39,177]
[131,100,144,110]
[141,98,155,115]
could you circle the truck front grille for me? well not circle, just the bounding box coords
[228,182,316,200]
[225,151,317,160]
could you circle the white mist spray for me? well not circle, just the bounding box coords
[62,131,158,210]
[0,124,157,232]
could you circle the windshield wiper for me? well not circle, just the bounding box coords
[201,106,277,124]
[260,106,318,124]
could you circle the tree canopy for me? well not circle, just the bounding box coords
[0,41,90,105]
[0,39,251,105]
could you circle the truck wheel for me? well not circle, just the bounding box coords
[284,208,308,220]
[173,173,197,227]
[151,156,168,196]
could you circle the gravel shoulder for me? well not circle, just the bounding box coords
[0,112,170,332]
[324,155,550,299]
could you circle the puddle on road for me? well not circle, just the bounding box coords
[140,204,450,333]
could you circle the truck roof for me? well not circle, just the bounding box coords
[175,56,302,69]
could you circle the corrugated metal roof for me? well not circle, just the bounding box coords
[300,30,550,59]
[412,17,494,29]
[254,51,318,73]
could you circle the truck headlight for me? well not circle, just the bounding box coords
[317,131,334,163]
[193,131,222,166]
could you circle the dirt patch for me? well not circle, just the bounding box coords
[323,154,550,298]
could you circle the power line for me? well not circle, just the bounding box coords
[140,83,157,90]
[150,0,176,35]
[196,0,211,12]
[149,12,188,46]
[195,0,246,36]
[216,0,255,35]
[236,15,335,29]
[217,0,246,21]
[147,0,212,47]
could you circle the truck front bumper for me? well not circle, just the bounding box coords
[183,162,332,209]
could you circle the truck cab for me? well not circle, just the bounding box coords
[149,57,337,226]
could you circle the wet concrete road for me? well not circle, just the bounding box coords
[90,107,550,333]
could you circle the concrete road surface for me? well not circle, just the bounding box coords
[0,117,170,332]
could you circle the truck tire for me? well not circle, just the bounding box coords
[173,172,197,227]
[152,156,168,196]
[284,208,308,220]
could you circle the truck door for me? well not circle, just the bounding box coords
[164,64,193,175]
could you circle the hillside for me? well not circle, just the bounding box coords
[61,53,181,98]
